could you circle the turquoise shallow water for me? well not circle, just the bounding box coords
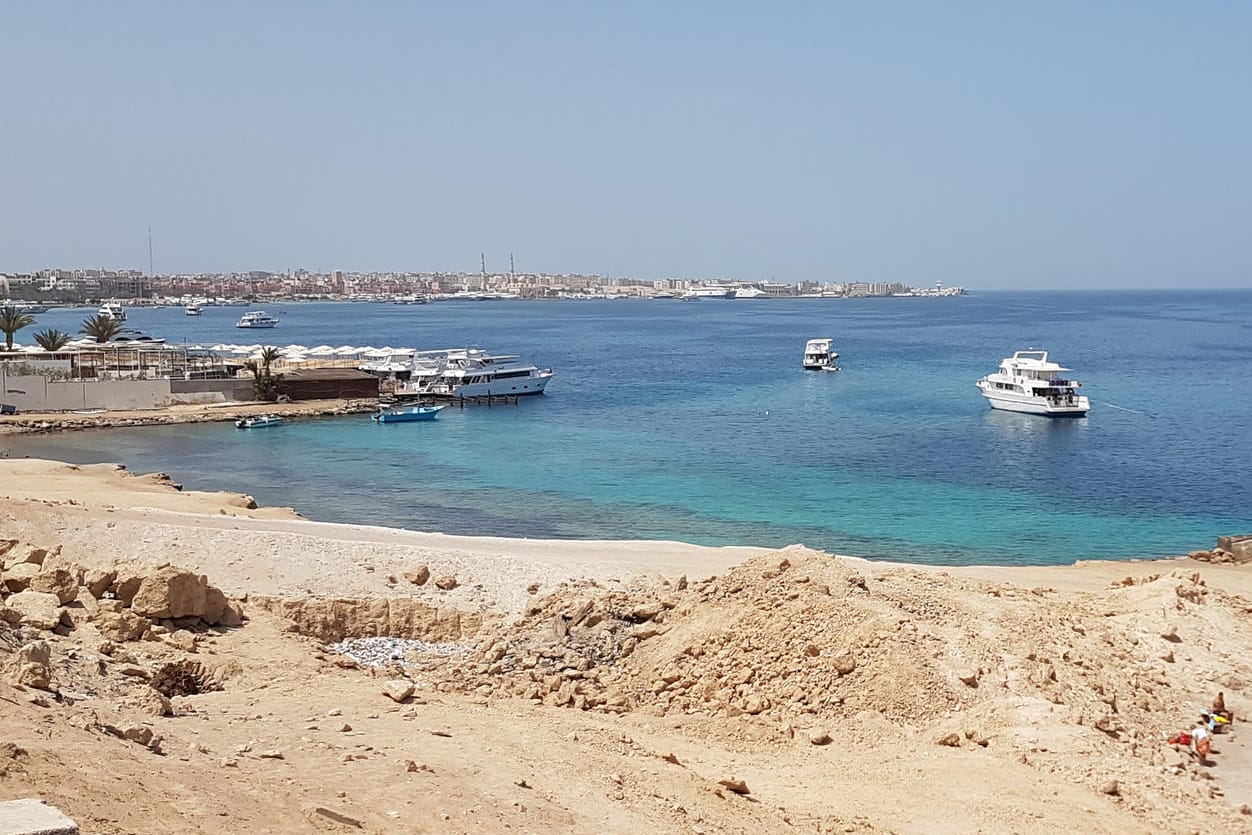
[6,290,1251,565]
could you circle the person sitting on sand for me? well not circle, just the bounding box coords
[1213,691,1233,722]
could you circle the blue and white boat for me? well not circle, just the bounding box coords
[235,414,284,429]
[372,404,445,423]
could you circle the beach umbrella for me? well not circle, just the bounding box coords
[362,347,391,358]
[334,346,360,356]
[309,345,335,356]
[392,347,416,355]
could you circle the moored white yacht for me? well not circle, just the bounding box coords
[236,311,279,329]
[433,351,553,396]
[98,302,126,321]
[381,348,554,397]
[803,338,839,370]
[185,303,202,316]
[976,350,1090,416]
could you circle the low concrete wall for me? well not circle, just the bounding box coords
[170,378,254,403]
[1,373,172,411]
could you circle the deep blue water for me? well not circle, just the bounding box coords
[6,291,1251,565]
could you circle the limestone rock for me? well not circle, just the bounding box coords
[92,610,151,642]
[958,669,980,687]
[383,679,415,703]
[127,687,172,717]
[112,565,146,607]
[201,585,229,625]
[2,562,39,593]
[935,733,962,747]
[405,565,431,586]
[30,567,79,605]
[434,575,459,591]
[832,652,857,675]
[84,567,117,599]
[1100,779,1120,796]
[123,725,154,746]
[218,600,245,628]
[6,591,64,630]
[718,778,750,795]
[6,641,53,690]
[130,567,208,619]
[2,545,49,569]
[809,729,832,746]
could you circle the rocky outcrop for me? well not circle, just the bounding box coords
[1192,535,1252,564]
[4,640,53,690]
[0,541,246,642]
[252,596,485,643]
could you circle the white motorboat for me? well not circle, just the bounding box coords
[732,287,767,299]
[976,350,1090,417]
[803,338,839,370]
[185,304,202,316]
[98,302,126,321]
[236,311,279,329]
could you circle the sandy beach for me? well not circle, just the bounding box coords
[3,457,1252,833]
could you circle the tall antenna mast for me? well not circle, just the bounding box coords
[510,252,515,282]
[480,252,487,287]
[148,227,154,276]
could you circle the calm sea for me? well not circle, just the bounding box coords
[6,291,1251,566]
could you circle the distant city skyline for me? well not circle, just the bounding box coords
[1,3,1249,289]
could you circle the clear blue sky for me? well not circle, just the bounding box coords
[2,2,1249,288]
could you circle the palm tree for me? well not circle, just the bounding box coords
[80,314,124,343]
[259,346,283,372]
[32,328,72,351]
[247,346,286,401]
[0,307,36,351]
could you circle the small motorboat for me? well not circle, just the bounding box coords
[235,415,284,429]
[372,404,445,423]
[803,338,839,370]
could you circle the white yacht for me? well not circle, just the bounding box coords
[98,302,126,321]
[803,338,839,370]
[733,286,768,299]
[387,348,553,397]
[236,310,279,329]
[185,304,202,316]
[976,350,1090,416]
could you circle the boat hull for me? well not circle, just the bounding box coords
[235,417,283,428]
[979,390,1089,417]
[373,406,444,423]
[436,372,552,398]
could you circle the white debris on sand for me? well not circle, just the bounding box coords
[327,637,468,668]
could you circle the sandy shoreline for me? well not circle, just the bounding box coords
[3,455,1252,834]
